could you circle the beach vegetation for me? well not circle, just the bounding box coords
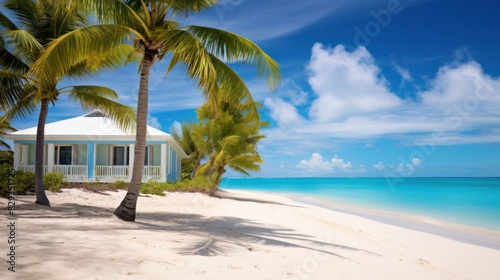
[172,122,205,180]
[14,169,35,194]
[52,0,280,221]
[140,177,213,196]
[0,0,136,207]
[43,172,66,192]
[111,180,130,190]
[0,165,66,195]
[0,118,16,150]
[195,92,265,196]
[173,88,266,196]
[0,150,13,166]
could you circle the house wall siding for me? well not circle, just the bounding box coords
[13,139,184,183]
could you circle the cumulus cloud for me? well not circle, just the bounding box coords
[170,121,182,134]
[296,153,353,172]
[147,115,162,130]
[263,43,500,147]
[374,162,385,170]
[418,61,499,108]
[412,157,421,167]
[331,155,353,170]
[307,43,402,121]
[264,98,304,127]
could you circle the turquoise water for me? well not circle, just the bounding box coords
[220,177,500,230]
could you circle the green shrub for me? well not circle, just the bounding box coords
[0,151,13,166]
[140,180,168,196]
[15,170,35,194]
[43,172,66,192]
[165,176,213,193]
[0,164,15,196]
[0,165,36,196]
[138,176,215,196]
[111,180,129,190]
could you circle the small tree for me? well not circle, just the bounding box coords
[194,89,266,196]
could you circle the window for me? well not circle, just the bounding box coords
[112,146,150,166]
[54,146,72,165]
[113,146,129,166]
[144,146,149,166]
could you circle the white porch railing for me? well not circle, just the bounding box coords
[95,166,129,180]
[94,165,162,181]
[53,165,87,179]
[18,165,162,182]
[143,166,161,180]
[18,165,48,173]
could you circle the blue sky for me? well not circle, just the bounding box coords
[5,0,500,177]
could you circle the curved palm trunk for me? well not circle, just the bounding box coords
[114,51,155,221]
[35,99,51,206]
[207,168,225,197]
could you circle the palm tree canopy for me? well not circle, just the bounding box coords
[0,117,16,150]
[0,0,136,131]
[32,0,280,114]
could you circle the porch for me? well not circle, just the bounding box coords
[18,165,162,182]
[13,142,171,183]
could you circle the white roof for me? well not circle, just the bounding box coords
[7,111,187,158]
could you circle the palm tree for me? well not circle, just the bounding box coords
[194,89,265,196]
[0,118,16,150]
[171,121,205,180]
[32,0,280,221]
[0,0,135,207]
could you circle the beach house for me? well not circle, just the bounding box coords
[6,110,187,182]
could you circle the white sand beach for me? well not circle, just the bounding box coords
[2,189,500,280]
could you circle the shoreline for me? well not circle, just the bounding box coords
[3,188,500,279]
[291,193,500,250]
[225,189,500,250]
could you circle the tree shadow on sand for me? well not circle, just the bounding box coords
[7,194,381,262]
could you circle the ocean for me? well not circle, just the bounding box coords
[220,177,500,231]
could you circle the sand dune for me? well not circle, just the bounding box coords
[2,188,500,279]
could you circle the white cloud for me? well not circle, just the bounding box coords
[418,61,499,108]
[264,98,304,127]
[296,153,352,172]
[307,44,402,121]
[412,157,421,167]
[394,64,413,82]
[263,44,500,148]
[171,121,182,134]
[374,162,385,170]
[296,153,333,172]
[147,115,162,130]
[331,155,353,170]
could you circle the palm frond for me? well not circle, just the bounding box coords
[1,85,38,121]
[3,29,44,63]
[0,36,30,74]
[66,86,136,132]
[159,28,217,94]
[3,0,38,32]
[0,69,37,111]
[65,44,135,80]
[82,0,151,36]
[31,24,131,90]
[0,10,18,31]
[186,25,281,89]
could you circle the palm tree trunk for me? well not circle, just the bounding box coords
[207,168,224,197]
[35,99,50,206]
[114,51,155,221]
